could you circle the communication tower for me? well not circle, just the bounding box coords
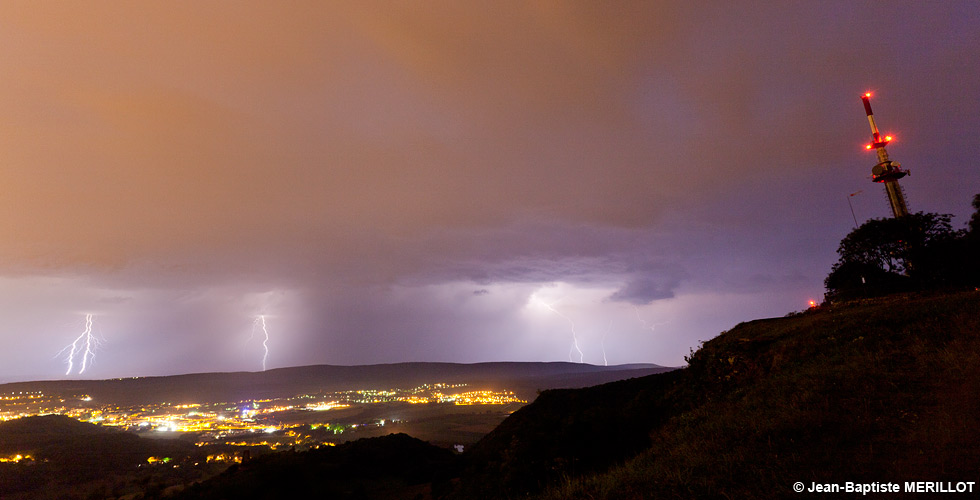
[861,92,909,218]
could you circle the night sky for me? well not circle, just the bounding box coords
[2,2,978,382]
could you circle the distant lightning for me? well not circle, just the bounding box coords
[260,317,269,371]
[633,305,669,333]
[599,320,612,366]
[57,313,102,375]
[248,315,271,371]
[533,298,584,363]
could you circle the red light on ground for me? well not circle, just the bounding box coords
[808,300,817,308]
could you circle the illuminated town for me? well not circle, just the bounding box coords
[0,383,526,463]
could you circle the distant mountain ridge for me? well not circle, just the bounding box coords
[0,361,672,405]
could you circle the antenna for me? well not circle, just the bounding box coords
[861,92,909,218]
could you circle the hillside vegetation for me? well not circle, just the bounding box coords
[455,290,980,499]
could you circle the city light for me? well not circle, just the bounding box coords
[0,382,526,450]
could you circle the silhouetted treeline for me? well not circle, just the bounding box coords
[824,193,980,302]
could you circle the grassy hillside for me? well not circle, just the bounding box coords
[456,290,980,499]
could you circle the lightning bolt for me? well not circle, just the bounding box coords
[599,319,613,366]
[248,315,271,371]
[534,298,584,363]
[56,313,102,375]
[633,305,669,333]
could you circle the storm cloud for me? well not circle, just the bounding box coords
[1,1,978,381]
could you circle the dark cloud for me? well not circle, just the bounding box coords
[0,2,978,381]
[609,276,683,305]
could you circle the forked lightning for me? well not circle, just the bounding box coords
[534,298,584,363]
[57,313,102,375]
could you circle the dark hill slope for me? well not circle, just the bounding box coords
[457,369,688,497]
[0,415,193,498]
[0,413,109,445]
[0,414,162,460]
[172,433,459,500]
[455,290,980,499]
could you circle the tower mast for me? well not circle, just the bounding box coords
[861,92,909,218]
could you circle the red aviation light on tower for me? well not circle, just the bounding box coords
[857,90,909,218]
[861,93,893,150]
[865,135,894,151]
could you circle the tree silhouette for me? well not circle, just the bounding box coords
[969,193,980,239]
[825,212,963,302]
[835,213,953,274]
